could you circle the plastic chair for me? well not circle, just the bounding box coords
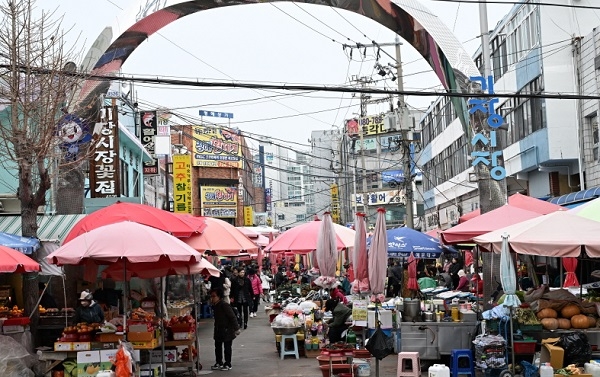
[450,349,476,377]
[397,352,421,377]
[280,334,299,360]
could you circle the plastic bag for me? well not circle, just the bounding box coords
[365,328,394,360]
[558,331,591,366]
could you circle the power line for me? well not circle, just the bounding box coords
[429,0,600,11]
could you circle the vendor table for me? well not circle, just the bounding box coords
[400,321,478,360]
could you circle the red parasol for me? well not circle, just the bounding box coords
[0,245,40,273]
[368,208,388,300]
[407,252,419,291]
[63,201,206,243]
[352,213,370,294]
[236,227,270,247]
[562,257,579,287]
[181,216,258,256]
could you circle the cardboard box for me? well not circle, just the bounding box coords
[131,338,158,350]
[96,333,123,343]
[128,331,154,342]
[139,364,162,377]
[54,342,74,351]
[129,324,149,333]
[149,349,177,363]
[77,351,101,377]
[541,338,564,370]
[73,342,91,351]
[90,342,118,350]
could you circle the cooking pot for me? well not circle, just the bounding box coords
[403,299,420,321]
[422,311,435,322]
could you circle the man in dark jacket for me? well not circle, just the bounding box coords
[74,290,104,324]
[210,287,240,371]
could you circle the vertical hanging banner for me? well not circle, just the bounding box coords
[140,111,159,175]
[330,183,341,224]
[468,76,506,181]
[244,206,254,226]
[90,106,121,198]
[172,154,192,213]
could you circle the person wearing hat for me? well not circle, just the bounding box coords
[470,273,484,295]
[74,290,105,324]
[455,270,470,292]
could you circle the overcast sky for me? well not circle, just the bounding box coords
[48,0,517,151]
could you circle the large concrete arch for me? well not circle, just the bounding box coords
[78,0,479,131]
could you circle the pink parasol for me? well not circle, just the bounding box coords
[101,256,220,279]
[407,252,418,291]
[352,213,370,294]
[313,213,338,288]
[236,227,270,247]
[181,216,259,256]
[368,208,388,301]
[265,218,355,254]
[63,201,206,243]
[47,222,202,265]
[458,193,564,224]
[0,245,40,273]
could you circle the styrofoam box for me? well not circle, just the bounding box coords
[173,332,193,340]
[77,351,101,377]
[367,310,393,329]
[3,325,26,334]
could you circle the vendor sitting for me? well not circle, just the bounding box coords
[455,270,470,292]
[330,286,348,305]
[470,273,484,295]
[325,298,351,343]
[74,290,105,324]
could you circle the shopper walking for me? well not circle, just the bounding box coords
[260,270,272,302]
[248,268,262,318]
[209,288,240,371]
[231,269,252,329]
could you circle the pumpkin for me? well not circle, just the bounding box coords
[588,316,597,328]
[557,318,571,329]
[561,304,581,319]
[571,314,589,329]
[537,308,558,319]
[541,318,559,330]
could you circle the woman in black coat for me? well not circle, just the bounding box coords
[230,269,253,329]
[210,288,240,371]
[449,256,464,290]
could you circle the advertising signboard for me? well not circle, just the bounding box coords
[192,125,243,168]
[172,154,192,213]
[201,186,238,218]
[89,106,120,198]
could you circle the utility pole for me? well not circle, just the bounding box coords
[394,36,415,229]
[352,76,372,226]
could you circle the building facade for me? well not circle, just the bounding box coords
[419,0,600,231]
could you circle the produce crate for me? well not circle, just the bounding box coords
[172,332,193,340]
[518,323,542,332]
[132,338,159,350]
[128,331,155,342]
[96,332,124,342]
[170,323,194,333]
[514,339,537,354]
[3,317,30,326]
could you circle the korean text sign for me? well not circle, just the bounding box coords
[90,106,121,198]
[172,154,192,214]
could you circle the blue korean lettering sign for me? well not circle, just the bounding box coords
[198,110,234,119]
[468,76,506,181]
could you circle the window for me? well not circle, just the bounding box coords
[277,214,285,220]
[491,36,508,80]
[592,115,599,161]
[120,160,129,196]
[366,172,379,189]
[295,214,306,222]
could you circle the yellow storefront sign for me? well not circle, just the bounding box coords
[244,206,254,226]
[192,125,243,168]
[172,154,192,214]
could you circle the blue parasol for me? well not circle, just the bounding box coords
[367,226,452,258]
[0,232,40,255]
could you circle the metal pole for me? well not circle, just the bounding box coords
[358,94,369,227]
[479,1,491,78]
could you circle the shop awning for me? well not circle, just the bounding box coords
[548,186,600,206]
[0,214,86,242]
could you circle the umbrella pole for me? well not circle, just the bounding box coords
[123,259,128,340]
[510,306,515,373]
[160,277,166,377]
[193,274,201,372]
[375,305,380,377]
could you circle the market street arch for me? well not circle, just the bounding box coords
[76,0,480,133]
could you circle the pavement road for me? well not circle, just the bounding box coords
[185,302,399,377]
